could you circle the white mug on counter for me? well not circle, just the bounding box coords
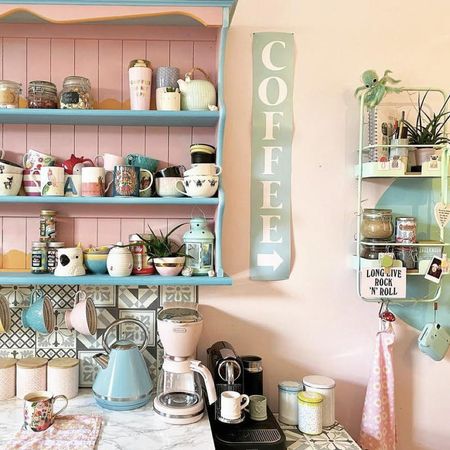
[40,167,65,196]
[185,164,222,176]
[94,153,125,172]
[81,167,111,197]
[220,391,249,421]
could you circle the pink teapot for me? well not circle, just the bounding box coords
[62,154,94,175]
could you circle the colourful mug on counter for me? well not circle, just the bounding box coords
[23,149,56,171]
[40,167,65,196]
[112,165,153,197]
[64,174,82,197]
[23,169,41,196]
[81,167,111,197]
[23,391,68,432]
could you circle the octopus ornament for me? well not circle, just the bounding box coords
[355,69,402,109]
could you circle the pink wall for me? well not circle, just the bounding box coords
[197,1,450,449]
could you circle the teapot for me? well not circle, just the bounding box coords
[177,67,216,111]
[93,318,153,410]
[62,154,94,175]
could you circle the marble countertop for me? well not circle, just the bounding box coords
[0,389,215,450]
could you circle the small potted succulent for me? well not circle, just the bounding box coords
[403,91,450,168]
[137,224,188,276]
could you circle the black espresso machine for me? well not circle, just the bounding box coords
[207,341,285,450]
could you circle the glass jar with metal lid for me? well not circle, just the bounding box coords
[47,241,65,273]
[361,208,393,240]
[27,80,58,109]
[0,80,21,108]
[40,210,56,242]
[31,242,47,274]
[129,234,155,276]
[297,391,323,435]
[360,239,394,260]
[59,76,92,109]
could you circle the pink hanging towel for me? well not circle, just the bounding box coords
[360,323,396,450]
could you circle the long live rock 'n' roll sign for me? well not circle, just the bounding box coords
[250,32,294,281]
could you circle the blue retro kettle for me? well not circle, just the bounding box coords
[93,318,153,410]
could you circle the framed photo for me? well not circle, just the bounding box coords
[425,257,443,284]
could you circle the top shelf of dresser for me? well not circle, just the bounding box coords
[0,109,220,127]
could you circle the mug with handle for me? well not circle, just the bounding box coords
[23,149,56,171]
[94,153,125,172]
[247,394,268,421]
[23,390,68,432]
[40,166,65,196]
[220,391,250,421]
[22,290,55,335]
[113,165,153,197]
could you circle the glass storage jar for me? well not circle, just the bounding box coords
[27,80,58,109]
[361,209,393,240]
[59,76,92,109]
[0,80,21,108]
[360,240,393,259]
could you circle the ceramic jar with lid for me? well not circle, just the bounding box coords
[0,358,16,400]
[303,375,336,427]
[278,381,303,425]
[60,76,92,109]
[297,391,323,435]
[0,80,21,108]
[107,242,133,277]
[16,357,48,399]
[361,209,393,240]
[47,357,79,399]
[27,80,58,109]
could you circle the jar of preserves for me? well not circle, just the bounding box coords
[395,217,417,243]
[297,391,323,435]
[395,247,417,270]
[31,242,47,274]
[47,241,65,273]
[361,209,393,240]
[27,80,58,109]
[360,240,393,260]
[0,80,21,108]
[59,76,92,109]
[40,210,56,242]
[129,234,155,275]
[278,381,303,425]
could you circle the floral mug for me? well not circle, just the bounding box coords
[23,391,68,432]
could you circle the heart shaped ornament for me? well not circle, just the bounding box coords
[434,202,450,229]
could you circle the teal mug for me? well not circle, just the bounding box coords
[125,154,159,173]
[22,291,55,335]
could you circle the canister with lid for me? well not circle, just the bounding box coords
[395,217,417,243]
[0,80,21,108]
[361,209,393,240]
[129,234,155,275]
[27,80,58,109]
[47,358,79,399]
[47,242,65,273]
[278,381,303,425]
[31,242,47,274]
[297,391,323,435]
[40,210,56,242]
[0,358,16,400]
[360,240,393,260]
[60,76,92,109]
[16,357,48,399]
[303,375,336,427]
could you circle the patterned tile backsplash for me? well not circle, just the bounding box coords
[0,284,198,387]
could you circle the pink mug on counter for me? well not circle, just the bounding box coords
[65,291,97,336]
[23,169,41,196]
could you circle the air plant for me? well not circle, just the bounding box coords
[403,91,450,146]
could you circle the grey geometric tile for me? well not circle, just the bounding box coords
[96,308,118,329]
[36,348,77,358]
[41,285,80,309]
[76,332,104,351]
[0,285,32,307]
[0,348,35,359]
[36,309,76,350]
[156,334,164,373]
[0,308,35,349]
[78,351,100,388]
[160,285,197,305]
[142,348,157,381]
[118,285,159,309]
[119,310,156,347]
[83,285,116,307]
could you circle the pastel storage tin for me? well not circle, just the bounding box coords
[303,375,336,427]
[0,358,16,400]
[297,391,323,435]
[278,381,303,425]
[47,358,79,399]
[16,357,48,400]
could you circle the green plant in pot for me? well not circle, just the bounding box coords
[137,223,189,277]
[403,91,450,168]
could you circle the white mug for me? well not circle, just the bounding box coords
[40,166,65,196]
[64,174,82,197]
[220,391,249,421]
[185,164,222,176]
[81,166,111,197]
[94,153,125,172]
[156,177,184,197]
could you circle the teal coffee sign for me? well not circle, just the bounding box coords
[250,32,294,281]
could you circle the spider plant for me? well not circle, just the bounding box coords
[403,91,450,146]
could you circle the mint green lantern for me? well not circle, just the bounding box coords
[183,217,214,275]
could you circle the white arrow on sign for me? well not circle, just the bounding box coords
[257,251,283,270]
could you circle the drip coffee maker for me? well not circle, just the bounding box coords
[153,308,217,424]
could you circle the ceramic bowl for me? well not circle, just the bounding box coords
[84,254,108,274]
[153,257,185,276]
[176,175,219,198]
[0,159,23,174]
[0,173,23,196]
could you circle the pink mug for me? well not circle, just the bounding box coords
[23,169,41,196]
[94,153,125,172]
[65,291,97,336]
